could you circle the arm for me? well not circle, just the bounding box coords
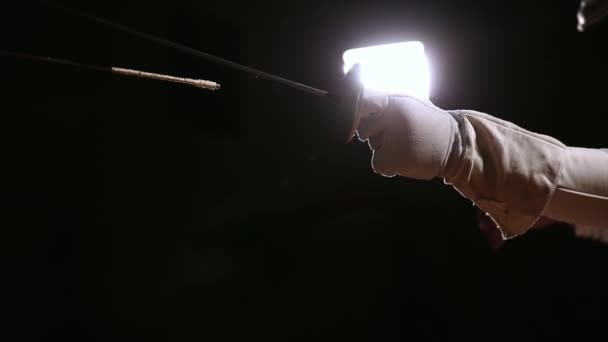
[355,93,608,239]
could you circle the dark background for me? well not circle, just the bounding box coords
[1,0,608,340]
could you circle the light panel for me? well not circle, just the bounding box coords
[343,41,431,99]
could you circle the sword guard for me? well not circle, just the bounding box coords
[329,63,364,144]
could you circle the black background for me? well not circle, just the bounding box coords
[2,0,608,340]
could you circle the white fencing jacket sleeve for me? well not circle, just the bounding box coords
[442,110,608,239]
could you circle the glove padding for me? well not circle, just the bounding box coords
[355,92,460,180]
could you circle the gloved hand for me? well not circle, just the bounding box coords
[355,91,461,180]
[354,90,568,239]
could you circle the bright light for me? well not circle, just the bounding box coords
[343,41,431,100]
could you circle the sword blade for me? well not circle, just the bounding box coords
[43,1,328,97]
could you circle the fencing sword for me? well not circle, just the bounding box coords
[38,1,364,143]
[0,51,221,90]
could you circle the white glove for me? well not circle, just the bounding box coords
[355,92,461,180]
[356,92,608,240]
[355,91,568,239]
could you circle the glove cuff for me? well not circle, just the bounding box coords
[442,110,567,239]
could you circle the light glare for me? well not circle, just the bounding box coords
[343,41,431,99]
